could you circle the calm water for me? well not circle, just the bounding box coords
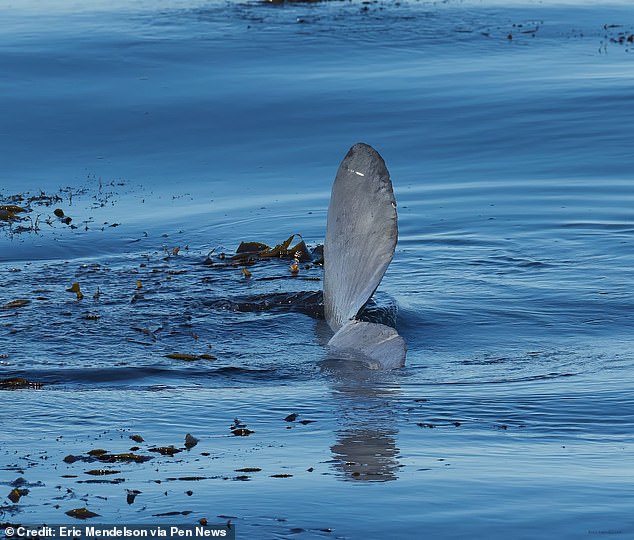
[1,0,634,538]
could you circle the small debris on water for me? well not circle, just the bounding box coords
[126,489,141,505]
[184,433,199,449]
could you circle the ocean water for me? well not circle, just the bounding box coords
[1,0,634,538]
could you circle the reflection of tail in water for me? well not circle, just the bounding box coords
[324,143,406,369]
[331,427,400,482]
[329,381,401,482]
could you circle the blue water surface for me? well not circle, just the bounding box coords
[1,1,634,538]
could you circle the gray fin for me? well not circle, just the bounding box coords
[323,143,398,332]
[327,320,406,370]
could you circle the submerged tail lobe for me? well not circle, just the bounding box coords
[323,143,406,369]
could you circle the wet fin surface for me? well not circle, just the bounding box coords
[327,320,406,370]
[323,143,398,332]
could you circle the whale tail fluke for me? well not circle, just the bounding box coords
[328,320,406,370]
[323,143,406,369]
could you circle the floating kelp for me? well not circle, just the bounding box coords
[52,208,72,225]
[1,299,30,310]
[235,467,261,473]
[10,191,62,207]
[0,204,27,222]
[96,452,152,463]
[77,477,126,485]
[255,235,295,258]
[64,448,140,465]
[266,235,312,262]
[231,428,255,436]
[602,24,634,47]
[8,488,29,503]
[0,377,42,390]
[0,204,27,214]
[232,234,312,262]
[65,507,100,519]
[0,189,85,234]
[66,282,84,300]
[148,446,182,456]
[236,241,269,253]
[165,352,198,361]
[63,454,92,464]
[269,474,293,478]
[230,418,254,436]
[165,353,216,361]
[129,434,144,443]
[0,210,15,222]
